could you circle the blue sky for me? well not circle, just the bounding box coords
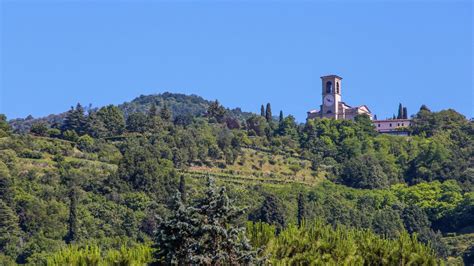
[1,0,472,121]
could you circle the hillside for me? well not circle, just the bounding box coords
[8,92,254,133]
[0,99,473,264]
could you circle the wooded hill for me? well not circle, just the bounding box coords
[0,94,472,265]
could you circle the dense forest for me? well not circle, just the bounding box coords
[0,93,472,265]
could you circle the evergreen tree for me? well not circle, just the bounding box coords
[260,105,265,117]
[374,114,378,120]
[178,175,186,203]
[397,103,403,119]
[192,178,256,264]
[62,103,87,135]
[279,110,284,123]
[265,103,272,122]
[403,107,408,119]
[297,192,306,227]
[153,191,199,265]
[250,194,286,231]
[207,100,226,123]
[160,103,172,122]
[65,187,78,244]
[154,179,257,265]
[96,105,125,136]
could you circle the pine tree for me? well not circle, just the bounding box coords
[62,103,87,135]
[207,100,226,123]
[265,103,272,122]
[192,177,257,264]
[154,179,257,264]
[397,103,403,119]
[297,192,306,227]
[65,187,78,244]
[279,110,284,123]
[403,107,408,119]
[260,105,265,117]
[374,114,378,120]
[153,191,199,265]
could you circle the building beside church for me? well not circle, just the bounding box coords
[307,75,372,120]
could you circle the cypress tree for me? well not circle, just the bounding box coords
[260,105,265,117]
[265,103,272,122]
[397,103,403,119]
[297,192,306,227]
[402,107,408,119]
[374,114,378,120]
[65,187,78,244]
[178,175,186,203]
[279,110,284,123]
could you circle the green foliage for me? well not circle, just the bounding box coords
[34,244,153,265]
[247,221,440,265]
[154,179,257,264]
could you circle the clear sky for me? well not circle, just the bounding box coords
[1,0,472,121]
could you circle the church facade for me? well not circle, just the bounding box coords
[307,75,372,120]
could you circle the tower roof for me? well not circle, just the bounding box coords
[320,74,343,80]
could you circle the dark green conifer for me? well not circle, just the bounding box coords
[397,103,403,119]
[279,110,284,123]
[297,192,306,227]
[265,103,272,122]
[65,187,78,244]
[260,105,265,117]
[403,107,408,119]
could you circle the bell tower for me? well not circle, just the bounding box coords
[320,75,342,118]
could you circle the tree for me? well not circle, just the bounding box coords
[0,114,10,136]
[340,154,390,189]
[148,102,158,118]
[160,103,172,122]
[192,178,256,264]
[62,103,87,135]
[153,191,199,265]
[297,192,306,227]
[250,194,286,231]
[126,112,148,133]
[265,103,272,122]
[178,175,186,203]
[402,107,408,119]
[279,111,284,124]
[260,105,265,117]
[30,122,49,136]
[96,105,125,136]
[207,100,226,123]
[0,199,21,257]
[154,179,257,265]
[65,187,78,244]
[397,103,403,119]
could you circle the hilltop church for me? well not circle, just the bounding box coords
[307,75,372,120]
[307,74,412,135]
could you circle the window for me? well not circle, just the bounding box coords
[402,123,404,126]
[326,110,332,114]
[378,124,380,127]
[389,123,392,127]
[336,82,340,94]
[397,123,400,126]
[326,81,332,93]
